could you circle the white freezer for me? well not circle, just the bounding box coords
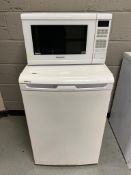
[110,52,131,169]
[19,65,114,165]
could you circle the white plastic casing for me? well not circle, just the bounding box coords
[19,64,114,85]
[19,64,114,165]
[21,13,112,65]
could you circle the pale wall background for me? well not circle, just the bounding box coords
[0,0,131,110]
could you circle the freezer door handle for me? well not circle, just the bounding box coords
[20,83,113,91]
[56,85,77,90]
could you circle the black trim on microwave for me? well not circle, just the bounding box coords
[98,21,109,27]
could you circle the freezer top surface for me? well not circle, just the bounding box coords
[19,65,114,84]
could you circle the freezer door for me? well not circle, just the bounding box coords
[21,85,112,165]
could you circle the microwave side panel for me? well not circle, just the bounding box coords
[21,14,96,65]
[92,14,112,64]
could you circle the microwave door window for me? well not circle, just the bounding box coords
[31,25,87,55]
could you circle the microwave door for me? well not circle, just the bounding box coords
[22,17,96,65]
[31,25,87,55]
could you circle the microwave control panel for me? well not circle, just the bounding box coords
[93,20,111,64]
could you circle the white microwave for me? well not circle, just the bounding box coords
[21,13,112,65]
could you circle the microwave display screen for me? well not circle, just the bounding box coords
[31,25,87,55]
